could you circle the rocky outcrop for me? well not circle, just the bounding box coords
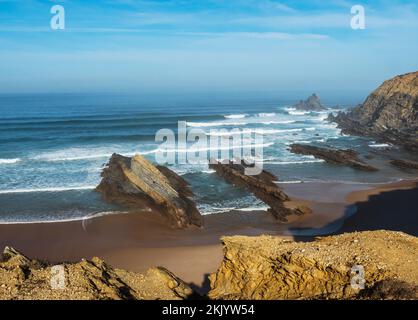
[328,71,418,151]
[0,247,193,300]
[209,160,311,221]
[96,153,202,229]
[208,231,418,300]
[292,94,326,111]
[390,159,418,170]
[289,144,378,171]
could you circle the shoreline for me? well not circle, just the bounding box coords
[0,178,417,291]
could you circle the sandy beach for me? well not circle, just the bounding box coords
[0,179,417,294]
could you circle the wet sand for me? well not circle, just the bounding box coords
[0,179,417,291]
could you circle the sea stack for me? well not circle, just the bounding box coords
[96,153,203,229]
[329,71,418,151]
[292,93,327,111]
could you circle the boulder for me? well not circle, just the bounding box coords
[209,160,311,221]
[208,231,418,300]
[289,144,378,171]
[96,153,203,229]
[328,71,418,151]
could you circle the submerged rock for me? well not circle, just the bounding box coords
[96,153,203,229]
[208,231,418,300]
[390,159,418,170]
[292,93,327,111]
[209,160,311,221]
[0,247,193,300]
[289,144,378,171]
[328,71,418,151]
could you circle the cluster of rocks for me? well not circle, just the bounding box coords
[96,154,311,227]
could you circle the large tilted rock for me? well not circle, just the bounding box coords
[208,231,418,300]
[0,247,193,300]
[329,71,418,151]
[96,153,203,228]
[292,93,327,111]
[209,160,311,221]
[289,144,378,171]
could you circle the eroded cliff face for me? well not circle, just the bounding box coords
[209,231,418,300]
[96,153,203,228]
[329,71,418,151]
[0,247,193,300]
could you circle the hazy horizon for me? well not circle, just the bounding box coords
[1,0,418,94]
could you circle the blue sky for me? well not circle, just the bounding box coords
[0,0,418,94]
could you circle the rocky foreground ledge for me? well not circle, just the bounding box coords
[0,247,192,300]
[96,153,202,229]
[209,230,418,300]
[1,230,417,300]
[209,160,311,221]
[328,71,418,151]
[289,144,378,171]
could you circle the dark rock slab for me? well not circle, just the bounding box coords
[209,160,311,221]
[390,159,418,170]
[289,144,378,171]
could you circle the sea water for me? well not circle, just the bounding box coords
[0,92,416,223]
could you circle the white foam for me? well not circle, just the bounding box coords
[264,159,325,165]
[288,110,309,116]
[224,114,247,119]
[369,143,391,148]
[257,112,276,117]
[0,185,96,194]
[0,158,21,164]
[277,180,303,184]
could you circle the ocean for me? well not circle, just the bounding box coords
[0,92,416,223]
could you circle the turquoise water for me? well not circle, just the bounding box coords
[0,93,415,222]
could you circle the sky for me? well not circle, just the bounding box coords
[0,0,418,95]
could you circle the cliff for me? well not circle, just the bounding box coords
[209,231,418,300]
[0,247,193,300]
[329,71,418,151]
[96,153,203,229]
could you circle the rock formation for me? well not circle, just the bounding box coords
[209,231,418,300]
[289,144,378,171]
[209,160,311,221]
[96,153,203,229]
[0,247,193,300]
[328,71,418,151]
[292,93,326,111]
[390,159,418,170]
